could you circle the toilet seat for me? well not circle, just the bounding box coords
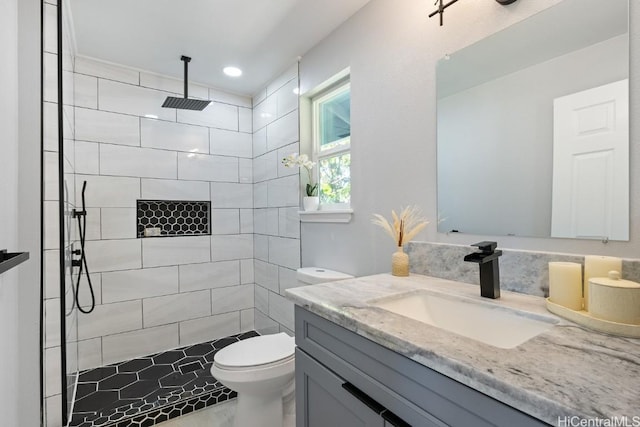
[214,332,295,370]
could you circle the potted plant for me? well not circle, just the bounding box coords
[282,153,319,211]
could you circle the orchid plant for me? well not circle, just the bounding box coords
[282,153,318,197]
[372,206,429,247]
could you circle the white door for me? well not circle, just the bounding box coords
[551,79,629,240]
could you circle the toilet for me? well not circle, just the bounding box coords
[212,267,353,427]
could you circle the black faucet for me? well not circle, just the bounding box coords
[463,241,502,299]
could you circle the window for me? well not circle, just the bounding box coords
[312,81,351,208]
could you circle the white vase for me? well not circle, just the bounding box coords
[303,196,319,211]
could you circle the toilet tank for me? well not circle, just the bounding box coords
[296,267,354,286]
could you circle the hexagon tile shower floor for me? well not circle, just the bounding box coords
[69,331,259,427]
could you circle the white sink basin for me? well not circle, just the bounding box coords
[369,290,557,349]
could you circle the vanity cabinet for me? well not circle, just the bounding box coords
[295,306,548,427]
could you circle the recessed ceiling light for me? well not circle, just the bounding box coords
[144,114,159,119]
[223,66,242,77]
[293,87,300,95]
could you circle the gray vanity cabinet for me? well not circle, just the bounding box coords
[295,306,549,427]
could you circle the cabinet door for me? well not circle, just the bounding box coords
[296,349,385,427]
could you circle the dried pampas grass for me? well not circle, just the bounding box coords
[372,206,428,247]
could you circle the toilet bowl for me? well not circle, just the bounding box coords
[211,332,296,427]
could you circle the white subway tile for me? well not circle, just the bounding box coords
[143,290,211,327]
[269,292,295,331]
[254,208,278,235]
[254,261,278,293]
[240,309,255,333]
[253,127,267,157]
[254,151,278,183]
[77,273,102,307]
[75,56,139,85]
[268,237,300,270]
[141,118,209,153]
[278,267,299,294]
[239,159,253,184]
[253,88,267,107]
[179,261,240,292]
[44,52,57,103]
[78,338,102,371]
[44,3,57,54]
[266,110,299,151]
[178,153,238,182]
[210,129,252,158]
[211,209,240,235]
[211,285,253,315]
[276,79,298,118]
[239,107,252,133]
[140,72,208,99]
[279,207,300,238]
[211,235,253,261]
[45,299,60,348]
[210,89,251,108]
[44,250,60,299]
[141,179,209,201]
[255,310,280,335]
[210,183,252,208]
[277,143,300,177]
[101,208,136,240]
[253,182,268,208]
[44,102,58,152]
[74,74,98,109]
[75,174,140,208]
[267,175,299,208]
[45,347,61,397]
[266,64,298,96]
[44,152,59,201]
[83,239,142,272]
[45,395,62,427]
[78,300,142,340]
[102,266,178,303]
[100,144,177,179]
[102,324,179,365]
[74,141,100,175]
[62,106,75,141]
[142,235,210,268]
[99,79,175,121]
[44,201,59,250]
[177,102,238,130]
[254,234,269,262]
[240,209,253,234]
[240,259,254,284]
[253,96,276,131]
[75,107,140,146]
[83,208,102,241]
[179,312,240,346]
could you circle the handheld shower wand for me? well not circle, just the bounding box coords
[72,180,96,314]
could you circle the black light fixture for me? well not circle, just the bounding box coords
[429,0,518,26]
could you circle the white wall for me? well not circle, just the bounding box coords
[0,0,21,424]
[300,0,640,277]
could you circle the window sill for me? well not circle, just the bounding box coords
[299,209,353,223]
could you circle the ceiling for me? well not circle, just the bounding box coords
[68,0,372,96]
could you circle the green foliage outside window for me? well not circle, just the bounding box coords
[319,153,351,204]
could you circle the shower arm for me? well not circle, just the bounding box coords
[181,55,191,99]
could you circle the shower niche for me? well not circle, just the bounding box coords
[137,200,211,238]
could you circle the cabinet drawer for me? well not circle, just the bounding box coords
[295,306,548,427]
[296,349,385,427]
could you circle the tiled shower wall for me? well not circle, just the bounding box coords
[68,56,256,369]
[252,65,302,335]
[42,0,78,425]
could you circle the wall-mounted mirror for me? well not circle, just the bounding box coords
[436,0,629,240]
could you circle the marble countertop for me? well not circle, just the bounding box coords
[285,274,640,425]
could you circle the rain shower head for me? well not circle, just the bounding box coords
[162,56,211,111]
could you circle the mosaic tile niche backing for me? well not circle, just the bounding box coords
[70,331,258,427]
[137,200,210,238]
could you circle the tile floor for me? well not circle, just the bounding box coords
[70,331,258,427]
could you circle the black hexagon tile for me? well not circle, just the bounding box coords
[137,200,210,238]
[69,331,258,427]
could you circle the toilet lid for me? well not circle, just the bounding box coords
[214,332,295,368]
